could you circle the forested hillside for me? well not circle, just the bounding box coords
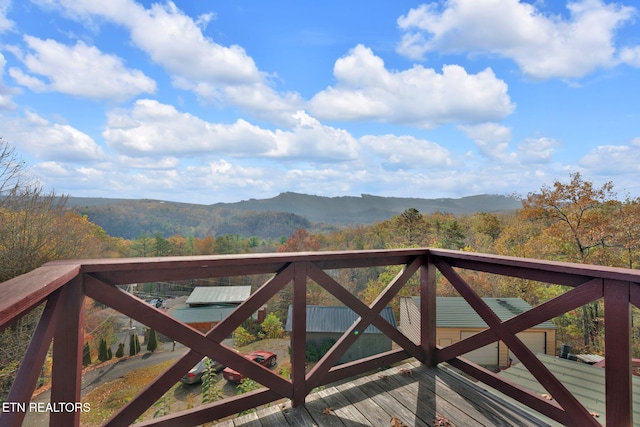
[71,199,317,240]
[68,193,520,239]
[213,192,520,224]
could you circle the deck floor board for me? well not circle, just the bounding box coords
[229,361,550,427]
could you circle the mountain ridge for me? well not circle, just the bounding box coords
[211,192,520,223]
[68,192,521,239]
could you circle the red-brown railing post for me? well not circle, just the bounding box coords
[604,279,632,427]
[50,276,85,427]
[421,254,436,366]
[291,262,307,407]
[0,290,63,427]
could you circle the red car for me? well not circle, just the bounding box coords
[223,350,277,383]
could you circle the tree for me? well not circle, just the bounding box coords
[147,329,158,352]
[440,218,466,249]
[194,235,215,255]
[98,339,110,362]
[130,233,154,257]
[468,212,503,252]
[154,232,171,256]
[115,343,125,358]
[260,313,284,339]
[129,334,141,356]
[521,172,616,262]
[214,234,249,254]
[521,172,617,348]
[82,343,92,366]
[233,326,255,347]
[0,139,119,400]
[360,265,420,316]
[168,234,189,255]
[277,229,321,252]
[392,208,428,247]
[610,198,640,269]
[427,212,464,248]
[0,139,28,206]
[470,212,503,241]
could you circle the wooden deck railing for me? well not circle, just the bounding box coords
[0,248,637,426]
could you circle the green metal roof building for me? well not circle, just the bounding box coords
[399,296,557,367]
[492,353,640,425]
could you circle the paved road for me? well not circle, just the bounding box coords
[23,342,188,426]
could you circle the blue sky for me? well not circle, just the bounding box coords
[1,0,639,204]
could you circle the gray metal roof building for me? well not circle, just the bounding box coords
[284,305,397,334]
[185,286,251,306]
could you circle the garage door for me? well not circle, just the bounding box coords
[460,331,499,365]
[508,332,546,364]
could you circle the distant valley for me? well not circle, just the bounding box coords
[67,192,521,240]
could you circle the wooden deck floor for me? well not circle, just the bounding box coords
[218,361,550,427]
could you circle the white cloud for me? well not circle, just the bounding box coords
[360,134,453,170]
[103,99,276,156]
[0,0,14,33]
[223,83,304,125]
[517,137,560,164]
[3,111,106,161]
[269,111,358,161]
[104,100,358,162]
[282,167,363,196]
[184,160,271,196]
[126,2,262,86]
[117,155,180,170]
[33,161,72,177]
[9,36,156,100]
[397,0,637,79]
[0,53,16,110]
[580,138,640,173]
[308,44,514,128]
[459,122,514,161]
[33,0,302,119]
[619,46,640,67]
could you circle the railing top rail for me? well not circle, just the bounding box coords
[40,248,640,280]
[4,247,640,331]
[429,248,640,283]
[0,263,80,328]
[48,248,429,271]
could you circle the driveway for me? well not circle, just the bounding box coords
[23,341,187,427]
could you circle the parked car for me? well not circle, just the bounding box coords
[180,357,224,384]
[223,351,277,383]
[149,298,163,308]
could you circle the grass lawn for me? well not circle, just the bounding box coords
[80,359,176,426]
[80,338,291,426]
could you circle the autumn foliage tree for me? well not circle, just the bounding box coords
[610,198,640,269]
[521,172,617,263]
[277,228,321,252]
[0,139,120,400]
[260,312,285,339]
[520,172,618,349]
